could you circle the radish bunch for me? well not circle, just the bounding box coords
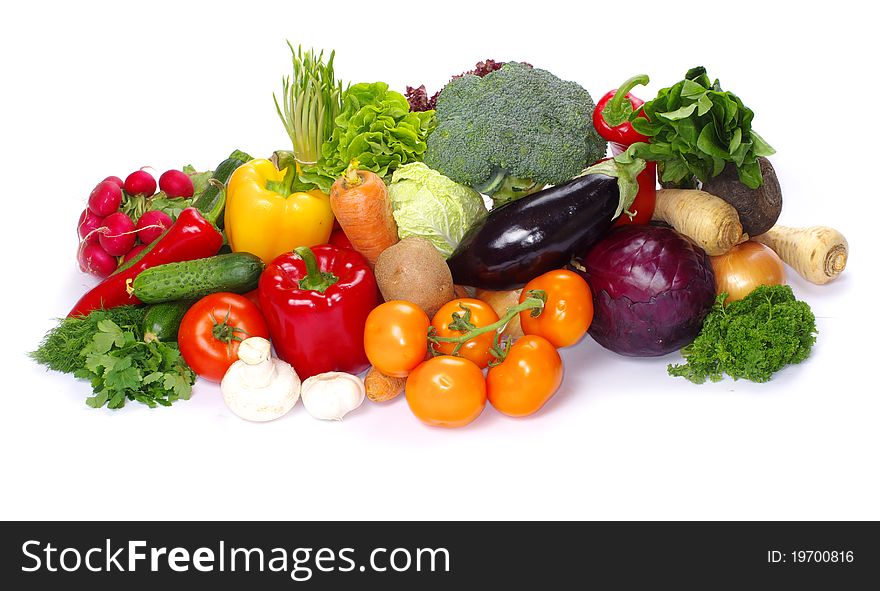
[77,168,194,277]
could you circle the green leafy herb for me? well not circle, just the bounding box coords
[626,66,774,189]
[31,306,148,374]
[32,308,194,409]
[75,319,194,409]
[668,285,817,384]
[184,164,213,197]
[300,82,437,193]
[147,193,193,220]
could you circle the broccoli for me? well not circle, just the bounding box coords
[424,62,607,206]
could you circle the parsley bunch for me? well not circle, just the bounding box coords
[668,285,817,384]
[73,319,194,409]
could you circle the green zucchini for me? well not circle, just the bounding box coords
[192,149,252,227]
[142,300,195,342]
[131,253,264,304]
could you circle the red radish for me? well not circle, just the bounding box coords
[123,243,147,263]
[78,242,118,277]
[103,175,124,189]
[88,180,123,216]
[135,210,172,244]
[77,208,104,245]
[159,169,195,198]
[98,212,137,256]
[124,170,157,196]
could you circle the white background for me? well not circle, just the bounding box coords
[1,0,877,521]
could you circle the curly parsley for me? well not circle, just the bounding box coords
[668,285,817,384]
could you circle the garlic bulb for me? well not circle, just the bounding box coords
[300,372,365,421]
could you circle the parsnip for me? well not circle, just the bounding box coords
[652,189,747,255]
[753,225,848,285]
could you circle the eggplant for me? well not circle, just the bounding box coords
[447,173,619,290]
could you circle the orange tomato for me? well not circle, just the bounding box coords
[431,298,500,369]
[364,301,430,378]
[405,356,487,428]
[487,335,563,417]
[520,269,593,348]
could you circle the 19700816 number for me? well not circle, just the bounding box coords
[791,550,854,563]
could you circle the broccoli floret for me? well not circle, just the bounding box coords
[425,62,607,206]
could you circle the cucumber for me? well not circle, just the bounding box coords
[142,300,195,342]
[131,253,264,304]
[192,149,252,227]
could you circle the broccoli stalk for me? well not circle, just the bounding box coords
[474,168,545,207]
[424,62,607,207]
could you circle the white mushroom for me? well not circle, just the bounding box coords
[221,337,300,422]
[300,372,365,421]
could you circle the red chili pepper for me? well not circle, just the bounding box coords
[593,74,651,152]
[68,207,223,317]
[258,244,380,379]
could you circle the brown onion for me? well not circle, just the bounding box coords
[710,241,786,303]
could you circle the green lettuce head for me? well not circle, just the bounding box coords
[388,163,488,258]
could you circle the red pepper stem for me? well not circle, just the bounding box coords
[293,246,339,293]
[429,290,547,356]
[608,74,650,111]
[603,74,650,127]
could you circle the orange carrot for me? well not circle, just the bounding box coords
[329,163,399,267]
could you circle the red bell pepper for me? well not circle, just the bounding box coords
[259,244,380,380]
[613,161,657,226]
[68,207,223,317]
[593,74,651,153]
[328,227,354,250]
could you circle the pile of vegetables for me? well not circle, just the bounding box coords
[33,46,849,428]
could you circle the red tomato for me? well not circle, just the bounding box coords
[178,292,270,382]
[487,335,563,417]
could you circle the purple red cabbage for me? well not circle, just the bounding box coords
[574,225,716,357]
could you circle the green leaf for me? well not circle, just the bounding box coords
[696,93,713,116]
[680,79,707,98]
[143,371,163,385]
[750,130,776,157]
[104,364,141,393]
[696,124,729,159]
[737,160,764,189]
[86,390,109,408]
[658,103,698,121]
[183,165,214,197]
[91,320,126,353]
[85,352,116,375]
[108,391,127,409]
[164,372,193,401]
[728,128,742,156]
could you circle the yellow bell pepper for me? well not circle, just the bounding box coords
[225,158,334,263]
